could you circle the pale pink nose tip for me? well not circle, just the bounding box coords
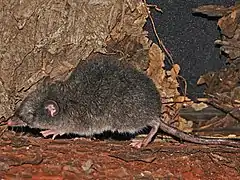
[7,118,26,126]
[7,119,18,126]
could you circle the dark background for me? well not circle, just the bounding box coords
[145,0,235,99]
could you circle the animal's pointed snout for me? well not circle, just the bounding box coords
[7,116,27,126]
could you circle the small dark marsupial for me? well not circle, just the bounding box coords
[8,53,240,148]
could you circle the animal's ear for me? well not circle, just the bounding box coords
[44,100,59,117]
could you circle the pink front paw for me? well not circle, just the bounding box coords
[40,129,65,139]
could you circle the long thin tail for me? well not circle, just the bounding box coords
[159,120,240,148]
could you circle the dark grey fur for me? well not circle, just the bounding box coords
[10,53,240,148]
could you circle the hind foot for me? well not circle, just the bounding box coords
[130,124,160,148]
[130,139,148,148]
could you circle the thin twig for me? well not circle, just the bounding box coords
[143,0,174,65]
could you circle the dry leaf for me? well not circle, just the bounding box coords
[191,102,209,111]
[192,5,232,17]
[170,64,180,79]
[178,117,193,133]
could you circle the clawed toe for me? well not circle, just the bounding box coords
[130,140,144,149]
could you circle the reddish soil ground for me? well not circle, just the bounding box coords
[0,130,239,180]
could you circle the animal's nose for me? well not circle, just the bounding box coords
[7,116,27,126]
